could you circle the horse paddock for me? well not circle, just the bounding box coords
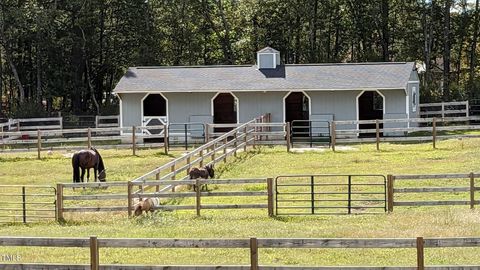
[1,139,480,267]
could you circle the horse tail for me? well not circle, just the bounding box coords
[72,154,80,183]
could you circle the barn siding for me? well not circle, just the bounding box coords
[235,91,286,123]
[120,88,415,137]
[119,93,144,129]
[307,90,360,121]
[163,92,215,123]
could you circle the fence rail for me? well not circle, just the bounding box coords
[2,236,480,269]
[419,101,469,118]
[2,115,480,156]
[387,173,478,212]
[0,185,56,223]
[130,114,271,193]
[127,178,274,217]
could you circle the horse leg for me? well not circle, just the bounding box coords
[94,166,98,182]
[81,168,85,183]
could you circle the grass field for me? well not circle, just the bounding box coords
[1,139,480,267]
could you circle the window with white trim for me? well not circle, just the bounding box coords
[412,87,417,112]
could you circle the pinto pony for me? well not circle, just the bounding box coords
[134,198,160,216]
[187,164,214,191]
[72,147,106,183]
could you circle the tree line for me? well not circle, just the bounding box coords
[1,0,479,117]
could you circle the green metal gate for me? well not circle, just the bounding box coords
[275,174,386,215]
[0,185,56,223]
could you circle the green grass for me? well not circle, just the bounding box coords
[1,140,480,266]
[0,148,181,185]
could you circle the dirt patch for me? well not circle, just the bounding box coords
[291,146,358,152]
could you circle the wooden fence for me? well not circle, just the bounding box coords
[95,115,119,128]
[0,125,168,158]
[331,116,480,151]
[127,178,274,217]
[2,115,480,156]
[130,114,272,193]
[4,170,480,223]
[2,236,480,269]
[419,101,469,118]
[387,173,480,212]
[55,178,274,220]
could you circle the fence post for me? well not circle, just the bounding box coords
[132,126,136,156]
[127,181,133,217]
[387,175,394,212]
[286,122,291,152]
[205,124,210,143]
[211,143,216,163]
[184,123,188,150]
[156,173,160,192]
[441,103,445,118]
[90,236,99,270]
[195,179,201,216]
[164,125,169,155]
[347,175,352,214]
[171,164,176,192]
[416,237,425,270]
[470,172,475,209]
[250,237,259,270]
[87,127,92,149]
[244,126,248,152]
[432,117,437,149]
[37,130,42,159]
[310,176,315,214]
[234,132,238,157]
[56,183,64,222]
[223,137,227,163]
[22,186,26,223]
[267,178,274,217]
[466,100,470,117]
[375,120,380,151]
[331,121,336,152]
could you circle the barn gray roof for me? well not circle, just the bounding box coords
[257,47,279,53]
[113,62,416,93]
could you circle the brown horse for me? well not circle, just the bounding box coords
[72,147,106,183]
[187,164,214,191]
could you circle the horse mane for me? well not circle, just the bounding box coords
[91,147,105,172]
[205,164,215,178]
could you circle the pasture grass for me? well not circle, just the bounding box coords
[1,139,480,266]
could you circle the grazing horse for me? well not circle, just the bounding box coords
[187,164,214,191]
[134,198,160,216]
[72,147,106,183]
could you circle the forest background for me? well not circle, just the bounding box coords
[0,0,478,117]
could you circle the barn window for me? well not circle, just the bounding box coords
[412,87,417,112]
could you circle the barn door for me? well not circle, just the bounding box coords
[142,94,168,135]
[143,117,167,135]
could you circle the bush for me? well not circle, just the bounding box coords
[10,101,48,118]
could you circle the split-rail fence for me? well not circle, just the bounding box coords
[1,236,480,269]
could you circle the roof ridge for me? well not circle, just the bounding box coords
[134,65,253,69]
[132,62,412,70]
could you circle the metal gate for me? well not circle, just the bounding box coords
[290,120,331,148]
[0,185,56,223]
[168,123,206,149]
[275,174,386,215]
